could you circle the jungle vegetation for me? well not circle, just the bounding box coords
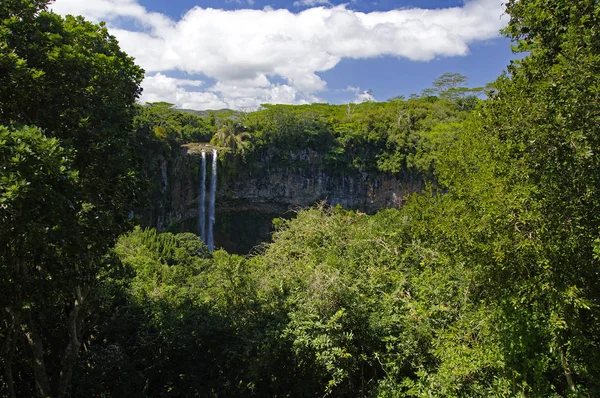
[2,0,600,397]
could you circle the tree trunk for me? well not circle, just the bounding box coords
[560,345,576,392]
[22,311,52,398]
[57,286,87,398]
[2,309,19,398]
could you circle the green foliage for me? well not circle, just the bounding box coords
[133,102,215,151]
[4,0,600,396]
[421,73,484,109]
[380,1,600,394]
[0,1,144,396]
[0,126,79,343]
[74,229,264,397]
[210,118,251,155]
[73,1,600,397]
[242,99,471,177]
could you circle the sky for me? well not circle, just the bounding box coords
[50,0,515,110]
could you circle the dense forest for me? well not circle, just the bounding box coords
[2,0,600,397]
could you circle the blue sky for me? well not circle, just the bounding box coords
[140,0,468,17]
[51,0,515,109]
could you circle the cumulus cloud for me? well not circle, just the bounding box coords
[141,73,322,110]
[140,73,226,110]
[50,0,507,110]
[51,0,173,33]
[209,79,322,110]
[346,86,376,103]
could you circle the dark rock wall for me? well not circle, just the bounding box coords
[218,149,424,214]
[140,151,200,232]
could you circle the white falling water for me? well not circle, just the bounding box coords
[207,149,217,251]
[198,151,207,243]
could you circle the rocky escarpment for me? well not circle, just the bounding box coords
[144,146,425,252]
[140,151,201,233]
[217,148,424,214]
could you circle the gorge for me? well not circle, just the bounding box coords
[143,144,425,253]
[135,100,473,253]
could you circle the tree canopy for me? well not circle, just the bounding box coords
[3,0,600,396]
[0,1,144,396]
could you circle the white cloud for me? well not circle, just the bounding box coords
[141,73,227,110]
[346,86,376,103]
[355,91,375,103]
[142,73,322,111]
[50,0,508,110]
[50,0,173,33]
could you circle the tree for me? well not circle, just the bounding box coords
[422,73,484,104]
[412,1,600,394]
[491,1,600,392]
[211,118,251,154]
[0,125,80,398]
[0,1,144,396]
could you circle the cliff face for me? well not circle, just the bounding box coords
[145,147,424,252]
[141,151,201,233]
[217,149,424,214]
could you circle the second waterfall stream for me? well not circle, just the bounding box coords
[198,148,217,251]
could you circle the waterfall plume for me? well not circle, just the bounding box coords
[207,149,217,251]
[198,151,206,243]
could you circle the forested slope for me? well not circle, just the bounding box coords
[2,0,600,397]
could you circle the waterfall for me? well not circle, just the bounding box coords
[198,151,207,243]
[198,149,217,252]
[207,149,217,251]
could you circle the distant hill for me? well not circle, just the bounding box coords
[177,108,239,117]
